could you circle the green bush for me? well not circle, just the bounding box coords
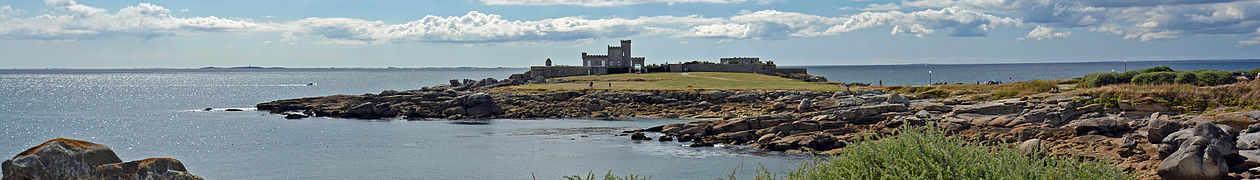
[1174,71,1198,84]
[1246,67,1260,75]
[1119,71,1141,83]
[1194,70,1236,86]
[1081,72,1124,88]
[1131,72,1178,85]
[760,126,1131,180]
[1140,66,1175,73]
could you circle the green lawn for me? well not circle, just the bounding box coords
[499,72,845,92]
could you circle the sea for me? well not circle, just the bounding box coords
[2,59,1259,179]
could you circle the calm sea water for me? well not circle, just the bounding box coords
[3,60,1260,179]
[0,68,804,179]
[804,59,1260,85]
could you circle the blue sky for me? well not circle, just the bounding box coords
[1,0,1259,68]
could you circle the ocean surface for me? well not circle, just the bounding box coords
[2,59,1260,179]
[0,68,803,179]
[805,59,1260,85]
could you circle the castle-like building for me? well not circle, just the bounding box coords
[582,40,645,68]
[521,39,807,79]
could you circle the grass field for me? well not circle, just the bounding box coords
[499,72,845,92]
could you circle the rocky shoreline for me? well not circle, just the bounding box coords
[2,138,202,180]
[256,77,1260,179]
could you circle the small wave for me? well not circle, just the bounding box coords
[180,107,258,112]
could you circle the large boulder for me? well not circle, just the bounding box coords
[1157,123,1240,180]
[952,100,1023,115]
[762,132,840,151]
[1067,117,1131,137]
[887,94,910,105]
[2,138,202,180]
[1148,118,1183,143]
[451,93,503,117]
[1158,136,1229,180]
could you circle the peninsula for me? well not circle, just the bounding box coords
[255,41,1260,179]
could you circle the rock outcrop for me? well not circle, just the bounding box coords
[2,138,202,180]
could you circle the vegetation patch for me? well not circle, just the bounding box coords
[756,126,1132,180]
[1078,79,1260,111]
[1080,66,1237,88]
[499,72,845,92]
[878,80,1062,101]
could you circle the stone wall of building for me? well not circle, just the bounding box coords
[530,66,608,78]
[668,64,776,74]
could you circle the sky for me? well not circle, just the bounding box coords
[1,0,1259,68]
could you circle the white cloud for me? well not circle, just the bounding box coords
[479,0,761,7]
[898,0,1260,42]
[0,0,264,40]
[862,3,902,11]
[284,11,724,43]
[1024,25,1070,40]
[681,8,1021,39]
[1241,27,1260,45]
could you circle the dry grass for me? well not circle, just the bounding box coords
[1076,79,1260,111]
[871,80,1068,101]
[497,72,846,92]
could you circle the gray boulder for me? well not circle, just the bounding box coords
[1148,119,1183,143]
[952,100,1023,115]
[798,98,813,111]
[887,94,910,105]
[1067,117,1131,137]
[1158,136,1229,180]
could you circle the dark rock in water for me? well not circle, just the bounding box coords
[658,135,673,142]
[284,113,309,119]
[631,132,650,140]
[224,109,244,111]
[201,108,212,111]
[451,93,503,117]
[1,138,202,180]
[677,134,694,142]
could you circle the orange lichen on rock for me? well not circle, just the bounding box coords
[16,138,108,157]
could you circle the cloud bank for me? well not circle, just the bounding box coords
[479,0,774,7]
[1,0,1258,45]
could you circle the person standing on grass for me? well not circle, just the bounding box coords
[589,82,593,89]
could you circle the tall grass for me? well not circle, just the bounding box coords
[757,126,1133,180]
[1082,79,1260,111]
[881,80,1059,100]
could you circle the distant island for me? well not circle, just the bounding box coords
[199,66,287,69]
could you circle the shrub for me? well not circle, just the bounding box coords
[1140,66,1175,73]
[761,125,1132,180]
[1081,72,1124,88]
[1174,71,1198,84]
[1131,72,1177,85]
[1194,70,1236,86]
[1119,71,1141,83]
[1246,67,1260,75]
